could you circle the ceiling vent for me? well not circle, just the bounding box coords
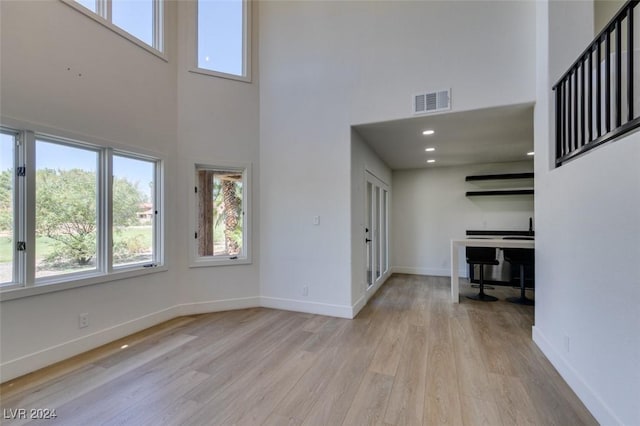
[413,89,451,115]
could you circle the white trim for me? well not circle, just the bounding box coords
[532,326,619,426]
[351,295,366,318]
[0,297,263,382]
[0,305,179,382]
[60,0,168,62]
[260,297,354,319]
[189,161,252,268]
[0,266,168,301]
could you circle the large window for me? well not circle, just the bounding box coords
[64,0,164,56]
[196,0,251,81]
[192,163,250,266]
[0,127,164,298]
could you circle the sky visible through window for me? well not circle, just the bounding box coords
[37,142,153,199]
[113,0,153,47]
[198,0,244,76]
[0,134,13,173]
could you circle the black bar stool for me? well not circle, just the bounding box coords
[503,248,535,305]
[465,247,499,302]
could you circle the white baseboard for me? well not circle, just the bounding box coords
[532,326,620,426]
[177,297,260,316]
[0,305,179,383]
[351,295,366,318]
[0,292,367,382]
[392,266,467,278]
[260,296,353,319]
[0,297,262,383]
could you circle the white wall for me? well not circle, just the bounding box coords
[392,161,534,277]
[174,1,260,308]
[534,1,640,425]
[0,0,180,380]
[0,0,262,381]
[350,129,392,312]
[259,0,536,316]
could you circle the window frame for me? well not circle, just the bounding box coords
[190,0,252,83]
[61,0,167,61]
[190,161,251,268]
[0,124,166,302]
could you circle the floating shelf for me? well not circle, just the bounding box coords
[465,172,534,182]
[466,189,534,196]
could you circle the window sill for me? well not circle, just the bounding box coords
[188,68,251,83]
[0,265,168,302]
[189,257,251,268]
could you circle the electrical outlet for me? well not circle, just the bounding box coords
[564,335,570,353]
[79,313,89,329]
[302,285,309,297]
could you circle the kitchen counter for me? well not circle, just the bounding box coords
[450,238,535,303]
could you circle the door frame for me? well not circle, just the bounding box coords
[364,170,390,300]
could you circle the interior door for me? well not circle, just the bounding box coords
[365,171,389,291]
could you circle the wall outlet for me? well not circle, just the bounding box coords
[79,313,89,329]
[302,285,309,297]
[312,216,320,225]
[564,334,570,353]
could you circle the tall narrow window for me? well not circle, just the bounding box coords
[112,155,156,268]
[197,0,250,80]
[194,164,250,265]
[35,140,99,279]
[0,132,15,286]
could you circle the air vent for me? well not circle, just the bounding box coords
[413,89,451,115]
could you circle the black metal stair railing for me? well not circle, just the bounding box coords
[553,0,639,166]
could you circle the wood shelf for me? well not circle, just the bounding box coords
[465,172,534,182]
[466,189,534,196]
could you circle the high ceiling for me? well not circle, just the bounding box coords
[353,103,535,170]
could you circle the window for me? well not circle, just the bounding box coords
[112,155,156,268]
[0,132,16,286]
[64,0,164,56]
[0,127,164,298]
[192,163,250,266]
[35,139,99,278]
[195,0,251,81]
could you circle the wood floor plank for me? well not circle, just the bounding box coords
[423,297,464,426]
[383,324,428,426]
[341,371,395,426]
[0,275,598,426]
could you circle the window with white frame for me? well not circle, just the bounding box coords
[196,0,251,80]
[193,164,250,266]
[64,0,164,55]
[0,131,17,286]
[0,127,163,295]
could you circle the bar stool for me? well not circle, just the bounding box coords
[503,248,535,305]
[465,247,499,302]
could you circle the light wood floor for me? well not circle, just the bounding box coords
[0,274,597,426]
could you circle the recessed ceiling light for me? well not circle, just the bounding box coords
[527,151,535,156]
[121,344,129,349]
[427,159,436,163]
[425,147,435,152]
[422,130,435,136]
